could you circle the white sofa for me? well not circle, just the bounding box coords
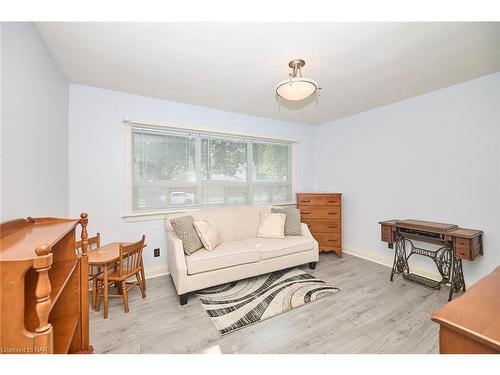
[166,205,319,304]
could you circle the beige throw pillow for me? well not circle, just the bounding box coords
[257,212,286,239]
[193,218,222,251]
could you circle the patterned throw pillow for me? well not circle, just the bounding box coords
[193,218,222,251]
[170,215,203,255]
[257,212,286,239]
[272,207,302,236]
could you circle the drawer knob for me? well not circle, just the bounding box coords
[460,250,465,255]
[460,241,464,245]
[328,225,337,228]
[301,200,311,202]
[303,211,311,214]
[328,212,337,215]
[327,200,336,203]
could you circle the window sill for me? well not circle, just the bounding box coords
[122,202,297,223]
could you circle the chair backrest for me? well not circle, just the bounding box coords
[75,233,101,255]
[118,235,145,278]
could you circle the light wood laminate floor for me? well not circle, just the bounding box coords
[90,253,454,354]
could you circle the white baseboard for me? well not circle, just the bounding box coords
[143,264,170,280]
[342,246,460,285]
[143,248,469,287]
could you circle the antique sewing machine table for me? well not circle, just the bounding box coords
[379,219,483,301]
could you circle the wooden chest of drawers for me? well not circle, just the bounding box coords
[297,193,342,258]
[432,266,499,353]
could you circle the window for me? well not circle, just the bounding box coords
[129,126,294,213]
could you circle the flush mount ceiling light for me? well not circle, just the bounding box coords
[275,59,320,102]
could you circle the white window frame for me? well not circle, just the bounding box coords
[123,118,298,221]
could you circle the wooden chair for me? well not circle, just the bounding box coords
[75,232,101,255]
[96,236,146,315]
[75,233,102,310]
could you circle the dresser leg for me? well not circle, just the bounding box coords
[309,262,317,270]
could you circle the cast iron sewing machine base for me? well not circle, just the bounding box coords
[390,234,466,301]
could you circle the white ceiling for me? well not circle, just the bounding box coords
[36,22,500,125]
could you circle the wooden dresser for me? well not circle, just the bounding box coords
[297,193,342,258]
[431,266,500,354]
[0,214,92,354]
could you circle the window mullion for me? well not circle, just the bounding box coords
[288,144,294,202]
[247,140,253,205]
[195,137,202,207]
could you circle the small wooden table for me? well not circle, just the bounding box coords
[88,242,147,318]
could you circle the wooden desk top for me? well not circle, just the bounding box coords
[379,219,483,238]
[431,266,500,352]
[0,217,80,261]
[395,219,458,233]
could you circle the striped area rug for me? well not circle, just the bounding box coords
[196,268,340,335]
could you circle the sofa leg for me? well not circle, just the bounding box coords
[180,293,188,305]
[309,262,317,270]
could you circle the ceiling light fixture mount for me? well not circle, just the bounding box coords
[275,59,320,102]
[288,58,306,70]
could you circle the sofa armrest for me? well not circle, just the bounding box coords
[301,222,313,238]
[301,222,319,252]
[166,231,188,293]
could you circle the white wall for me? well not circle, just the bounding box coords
[1,22,69,220]
[0,23,3,219]
[68,84,315,274]
[3,22,497,287]
[313,73,500,284]
[69,75,499,283]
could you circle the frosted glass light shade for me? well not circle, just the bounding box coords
[275,77,318,101]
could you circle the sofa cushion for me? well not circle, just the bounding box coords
[193,218,222,251]
[257,212,286,239]
[167,205,271,242]
[170,216,203,255]
[243,236,315,260]
[185,240,261,275]
[272,207,302,236]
